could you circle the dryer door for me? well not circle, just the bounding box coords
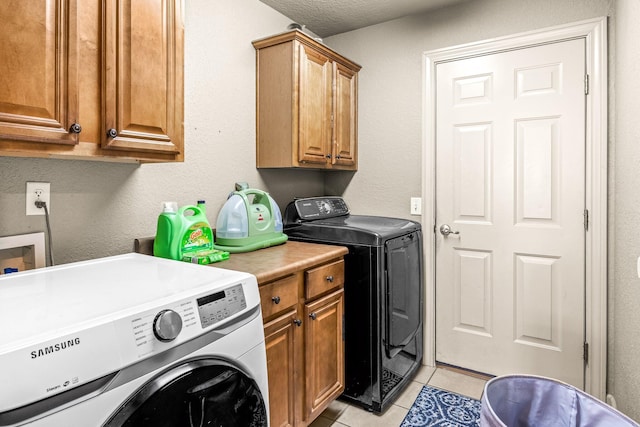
[384,231,423,358]
[104,358,267,427]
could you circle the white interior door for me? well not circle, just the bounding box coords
[435,38,586,388]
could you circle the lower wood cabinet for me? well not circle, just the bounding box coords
[304,288,344,422]
[264,309,298,427]
[260,259,345,427]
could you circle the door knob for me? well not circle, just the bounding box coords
[439,224,460,236]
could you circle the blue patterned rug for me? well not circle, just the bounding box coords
[400,386,481,427]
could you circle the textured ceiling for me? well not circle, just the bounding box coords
[260,0,470,38]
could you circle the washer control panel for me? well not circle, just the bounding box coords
[294,197,349,220]
[129,283,247,358]
[197,284,246,329]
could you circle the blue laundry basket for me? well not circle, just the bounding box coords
[480,375,638,426]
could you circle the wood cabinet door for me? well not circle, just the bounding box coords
[304,288,345,422]
[264,309,299,427]
[332,63,357,169]
[102,0,183,154]
[297,43,331,166]
[0,0,79,145]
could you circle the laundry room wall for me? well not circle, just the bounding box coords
[324,0,640,421]
[0,0,324,264]
[324,0,612,220]
[610,0,640,420]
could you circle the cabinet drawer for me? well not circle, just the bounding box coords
[260,275,298,319]
[305,260,344,299]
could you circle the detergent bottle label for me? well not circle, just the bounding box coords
[181,222,214,253]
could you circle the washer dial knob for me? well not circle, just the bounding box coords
[153,309,183,342]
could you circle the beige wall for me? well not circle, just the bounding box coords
[324,0,614,218]
[0,0,324,264]
[3,0,640,421]
[611,0,640,420]
[324,0,640,421]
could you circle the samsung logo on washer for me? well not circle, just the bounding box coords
[30,338,81,359]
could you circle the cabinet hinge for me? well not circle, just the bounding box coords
[584,209,589,231]
[585,74,589,95]
[583,342,589,364]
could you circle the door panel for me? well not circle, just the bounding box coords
[264,310,297,427]
[298,43,331,165]
[435,39,586,388]
[304,289,344,421]
[333,63,357,167]
[453,249,492,336]
[0,0,79,145]
[385,232,422,356]
[454,124,492,222]
[102,0,182,153]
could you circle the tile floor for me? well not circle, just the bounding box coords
[309,365,489,427]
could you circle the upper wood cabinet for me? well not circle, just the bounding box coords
[102,0,183,155]
[253,30,361,170]
[0,0,79,145]
[0,0,184,163]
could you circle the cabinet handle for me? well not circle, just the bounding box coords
[325,275,334,283]
[107,128,118,138]
[271,296,281,304]
[69,123,82,134]
[325,154,332,159]
[309,312,317,320]
[293,319,302,327]
[336,154,341,159]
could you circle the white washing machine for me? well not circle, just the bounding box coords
[0,253,269,426]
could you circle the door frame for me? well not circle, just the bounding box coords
[422,17,608,399]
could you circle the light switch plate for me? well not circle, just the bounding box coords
[410,197,422,215]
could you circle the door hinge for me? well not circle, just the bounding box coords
[585,74,589,95]
[584,209,589,231]
[583,342,589,364]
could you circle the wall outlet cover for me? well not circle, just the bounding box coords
[26,182,51,216]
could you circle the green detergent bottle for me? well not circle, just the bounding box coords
[153,202,229,264]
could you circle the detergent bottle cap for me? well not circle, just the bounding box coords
[162,201,178,213]
[197,200,206,214]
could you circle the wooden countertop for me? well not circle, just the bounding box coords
[210,241,348,284]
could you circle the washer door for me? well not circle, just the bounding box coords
[104,358,267,427]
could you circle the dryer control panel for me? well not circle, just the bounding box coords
[292,197,349,221]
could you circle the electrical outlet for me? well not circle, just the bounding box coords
[410,197,422,215]
[26,182,51,216]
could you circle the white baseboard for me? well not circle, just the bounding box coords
[606,394,617,408]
